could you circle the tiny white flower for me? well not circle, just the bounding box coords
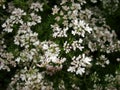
[33,41,40,46]
[67,66,76,72]
[30,13,41,25]
[12,8,26,17]
[76,67,85,75]
[42,44,48,50]
[90,0,97,3]
[15,57,21,63]
[30,2,44,12]
[52,5,60,15]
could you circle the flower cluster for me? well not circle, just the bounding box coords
[2,8,26,32]
[1,1,67,89]
[51,0,92,38]
[0,38,16,71]
[37,41,66,75]
[63,39,84,53]
[14,23,40,48]
[51,0,120,81]
[7,67,54,90]
[51,0,93,75]
[82,6,120,67]
[30,2,44,12]
[68,54,91,75]
[96,55,110,67]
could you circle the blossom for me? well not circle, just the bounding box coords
[10,15,23,24]
[76,67,85,75]
[90,0,97,3]
[63,41,72,53]
[30,13,41,25]
[51,24,68,38]
[30,2,44,12]
[38,41,66,75]
[2,8,26,32]
[72,19,92,37]
[2,19,13,32]
[11,8,26,24]
[71,39,84,51]
[0,39,16,71]
[52,5,60,15]
[63,39,84,53]
[96,55,110,67]
[12,8,26,17]
[68,54,92,75]
[77,0,86,5]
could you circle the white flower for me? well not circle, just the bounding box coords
[50,55,58,63]
[33,41,40,46]
[63,41,72,53]
[42,44,48,50]
[12,8,26,18]
[85,25,92,33]
[76,67,85,75]
[68,54,92,75]
[71,19,92,37]
[96,55,110,67]
[2,23,13,32]
[2,8,27,33]
[72,39,84,51]
[67,66,76,72]
[116,58,120,62]
[62,5,69,11]
[0,61,4,70]
[52,5,60,15]
[20,74,26,81]
[30,13,41,25]
[90,0,97,3]
[15,57,21,63]
[2,19,13,32]
[30,2,44,12]
[77,0,86,5]
[51,24,68,38]
[81,54,91,65]
[18,23,31,33]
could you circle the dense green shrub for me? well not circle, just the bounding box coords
[0,0,120,90]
